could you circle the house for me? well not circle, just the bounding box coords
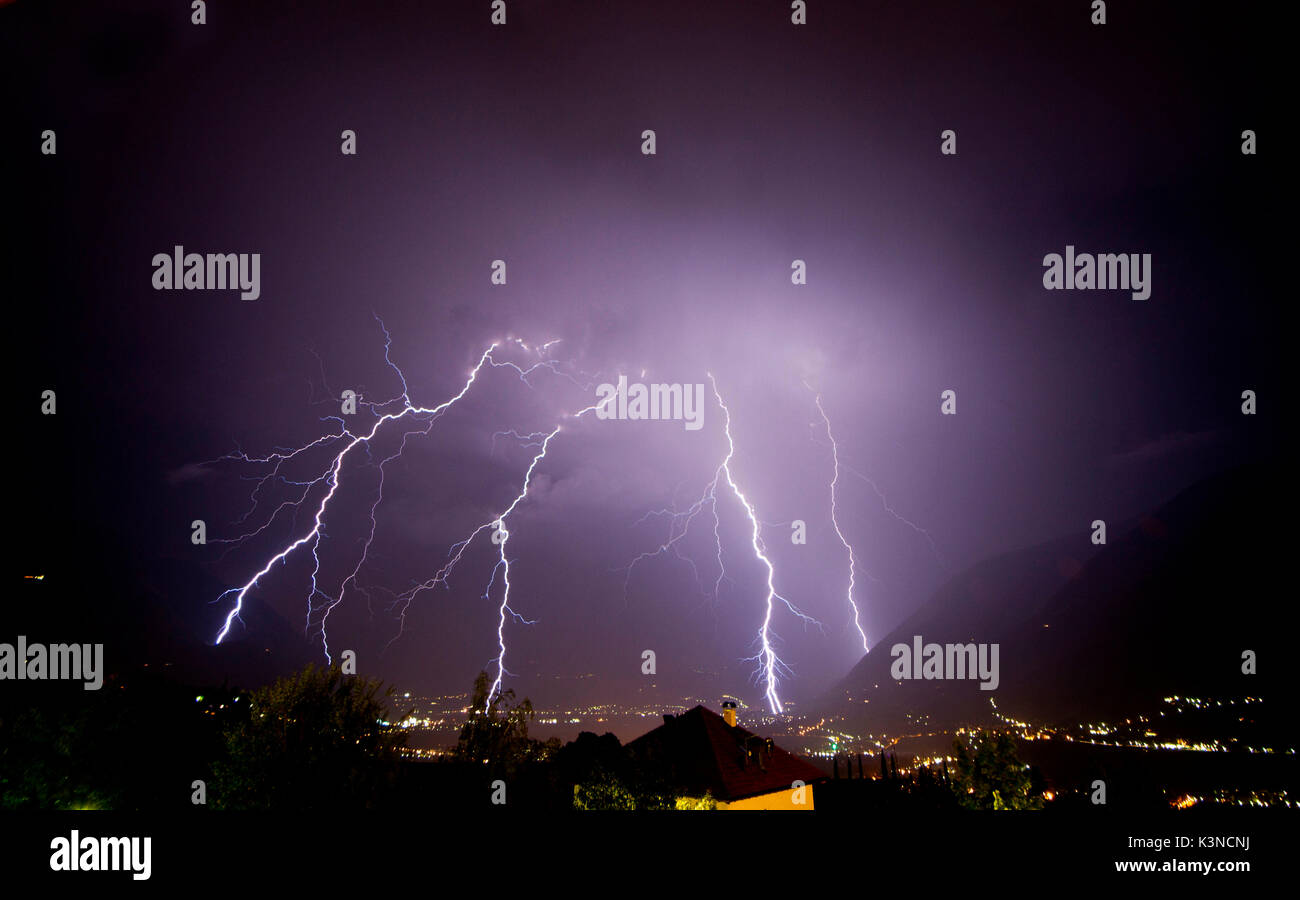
[625,702,826,809]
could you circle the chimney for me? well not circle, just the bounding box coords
[721,699,737,727]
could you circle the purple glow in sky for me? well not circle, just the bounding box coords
[9,0,1279,712]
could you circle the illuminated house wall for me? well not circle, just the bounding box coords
[718,784,815,810]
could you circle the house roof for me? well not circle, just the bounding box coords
[624,705,827,802]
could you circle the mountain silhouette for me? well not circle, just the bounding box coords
[821,461,1289,732]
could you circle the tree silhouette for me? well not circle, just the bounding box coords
[454,671,556,778]
[949,730,1044,810]
[211,663,407,810]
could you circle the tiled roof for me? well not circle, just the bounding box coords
[625,705,827,802]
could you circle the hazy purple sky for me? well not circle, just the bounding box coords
[9,0,1279,709]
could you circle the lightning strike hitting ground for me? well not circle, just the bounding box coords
[810,389,870,653]
[622,376,821,714]
[478,398,610,706]
[709,373,802,714]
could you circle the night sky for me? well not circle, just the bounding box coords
[7,0,1280,710]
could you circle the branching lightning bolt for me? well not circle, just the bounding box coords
[710,373,811,715]
[804,394,946,572]
[809,387,870,653]
[204,321,927,718]
[838,460,946,570]
[621,375,821,715]
[480,398,609,707]
[207,312,610,681]
[212,340,500,649]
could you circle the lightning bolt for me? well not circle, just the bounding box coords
[838,460,946,570]
[622,375,819,714]
[212,339,501,649]
[386,392,612,707]
[208,309,612,678]
[710,373,806,715]
[481,398,610,706]
[621,480,725,606]
[206,324,901,718]
[809,387,870,653]
[804,389,946,573]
